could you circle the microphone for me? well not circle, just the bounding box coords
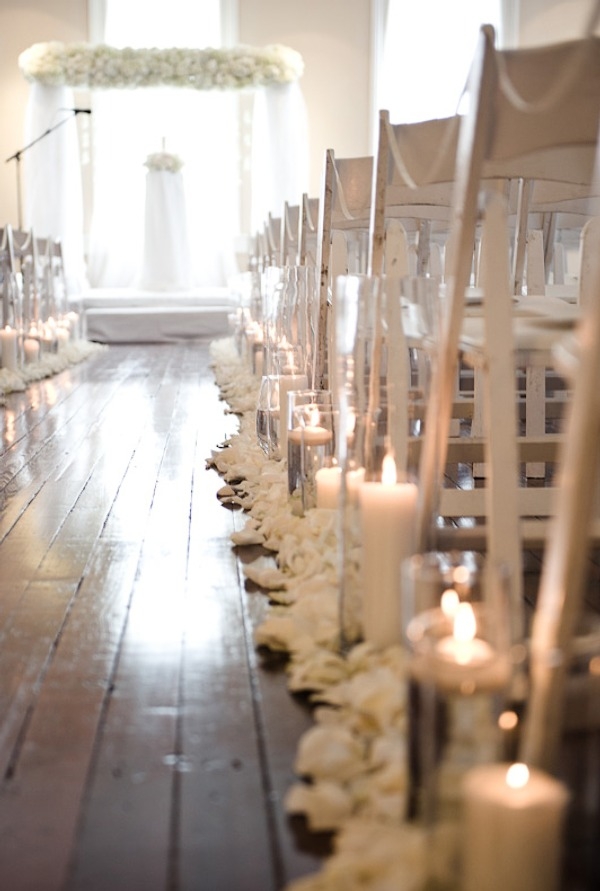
[72,108,92,114]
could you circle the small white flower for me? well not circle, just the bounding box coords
[144,151,184,173]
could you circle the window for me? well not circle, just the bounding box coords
[377,0,502,124]
[87,0,240,288]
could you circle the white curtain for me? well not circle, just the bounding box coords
[87,0,238,289]
[378,0,502,123]
[250,81,309,233]
[22,0,309,291]
[23,84,88,294]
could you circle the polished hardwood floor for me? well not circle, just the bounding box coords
[0,341,326,891]
[1,339,599,890]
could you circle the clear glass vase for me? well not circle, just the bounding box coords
[334,273,415,649]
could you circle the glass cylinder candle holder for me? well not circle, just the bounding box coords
[286,388,333,495]
[256,374,280,459]
[274,266,318,381]
[274,344,309,460]
[288,404,337,513]
[357,451,419,649]
[335,274,399,645]
[402,553,513,844]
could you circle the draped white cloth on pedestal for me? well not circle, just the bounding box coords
[140,169,192,290]
[23,83,88,294]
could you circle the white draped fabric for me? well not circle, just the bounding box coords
[21,77,308,293]
[23,83,88,294]
[250,81,309,232]
[84,85,242,290]
[19,3,309,295]
[140,169,192,291]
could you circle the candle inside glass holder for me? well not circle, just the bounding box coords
[357,452,418,649]
[256,374,280,459]
[402,552,514,847]
[274,345,308,459]
[286,388,333,496]
[406,595,511,695]
[288,404,337,512]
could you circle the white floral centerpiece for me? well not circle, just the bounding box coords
[144,151,184,174]
[18,42,304,90]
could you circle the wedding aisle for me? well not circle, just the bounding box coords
[0,340,324,890]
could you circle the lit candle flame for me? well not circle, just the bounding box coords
[453,602,477,644]
[440,587,460,618]
[381,453,397,485]
[506,762,529,789]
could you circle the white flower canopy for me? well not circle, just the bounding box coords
[19,41,304,90]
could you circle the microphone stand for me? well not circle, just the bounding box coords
[5,109,84,231]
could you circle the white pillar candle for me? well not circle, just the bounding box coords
[56,327,70,350]
[462,762,570,891]
[346,466,366,505]
[23,337,40,364]
[358,454,418,648]
[287,425,333,447]
[315,465,342,508]
[0,325,19,371]
[66,310,81,338]
[278,373,309,459]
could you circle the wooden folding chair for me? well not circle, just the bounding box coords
[522,205,600,772]
[298,193,319,267]
[415,26,600,645]
[314,150,373,388]
[280,200,300,266]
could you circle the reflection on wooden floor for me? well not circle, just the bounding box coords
[0,340,598,889]
[0,341,325,891]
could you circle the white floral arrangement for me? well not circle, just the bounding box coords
[144,151,184,173]
[18,41,304,90]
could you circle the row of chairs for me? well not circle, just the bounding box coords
[0,223,70,339]
[251,25,600,773]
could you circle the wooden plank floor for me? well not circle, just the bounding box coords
[0,341,325,891]
[2,340,599,890]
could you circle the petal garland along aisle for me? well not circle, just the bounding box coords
[0,340,106,403]
[207,337,454,891]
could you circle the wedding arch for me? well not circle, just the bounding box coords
[19,41,308,291]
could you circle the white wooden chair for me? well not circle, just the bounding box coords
[416,26,600,644]
[298,193,319,268]
[522,206,600,772]
[314,150,373,388]
[0,225,18,328]
[280,200,300,266]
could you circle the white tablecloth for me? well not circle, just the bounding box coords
[140,170,192,291]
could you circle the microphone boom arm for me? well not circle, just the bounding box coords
[5,108,84,229]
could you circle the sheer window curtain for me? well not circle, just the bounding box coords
[23,86,88,294]
[22,0,309,293]
[87,0,239,290]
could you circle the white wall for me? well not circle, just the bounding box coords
[239,0,372,197]
[518,0,599,45]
